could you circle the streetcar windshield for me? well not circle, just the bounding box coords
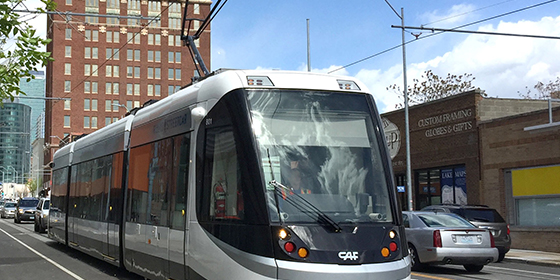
[248,90,393,225]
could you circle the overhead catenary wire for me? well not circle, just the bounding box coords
[329,0,558,74]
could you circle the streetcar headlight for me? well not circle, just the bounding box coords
[279,228,290,240]
[19,209,23,213]
[389,230,397,239]
[337,80,360,90]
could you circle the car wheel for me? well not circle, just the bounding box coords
[14,217,20,224]
[464,264,484,272]
[408,244,424,271]
[497,252,505,262]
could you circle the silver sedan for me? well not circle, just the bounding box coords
[403,211,499,272]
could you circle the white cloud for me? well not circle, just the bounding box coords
[354,15,560,113]
[419,4,478,27]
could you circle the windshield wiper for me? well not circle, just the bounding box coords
[268,180,342,233]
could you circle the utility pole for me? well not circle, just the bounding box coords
[400,8,413,211]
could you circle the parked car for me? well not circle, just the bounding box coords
[403,211,498,272]
[15,197,39,223]
[34,197,50,233]
[1,201,17,218]
[421,204,511,262]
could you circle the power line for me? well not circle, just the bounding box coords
[421,0,516,27]
[329,0,558,74]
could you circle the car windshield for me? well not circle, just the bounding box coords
[6,202,16,207]
[19,200,39,207]
[417,213,475,228]
[249,89,393,225]
[43,201,50,210]
[457,208,505,223]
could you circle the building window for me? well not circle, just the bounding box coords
[175,52,181,63]
[84,81,91,93]
[175,69,181,80]
[64,81,71,92]
[105,83,119,95]
[66,0,72,5]
[92,82,98,94]
[64,100,71,110]
[65,28,72,39]
[134,67,140,78]
[128,0,141,14]
[155,84,161,96]
[134,84,140,95]
[147,84,153,96]
[105,100,112,112]
[127,66,133,78]
[134,100,140,108]
[85,16,99,24]
[64,63,71,75]
[107,48,119,60]
[105,117,111,126]
[64,115,71,128]
[168,35,174,46]
[148,50,153,62]
[107,0,120,15]
[84,99,90,111]
[127,100,133,110]
[127,49,133,61]
[85,30,99,42]
[127,83,133,95]
[134,49,140,61]
[85,64,91,76]
[91,116,98,128]
[148,67,154,79]
[92,99,98,111]
[194,3,200,14]
[105,65,119,77]
[65,46,72,57]
[168,51,174,63]
[106,31,119,43]
[155,67,161,79]
[84,116,90,128]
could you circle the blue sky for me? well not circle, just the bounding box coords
[211,0,560,112]
[20,0,560,113]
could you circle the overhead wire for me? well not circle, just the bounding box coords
[329,0,558,74]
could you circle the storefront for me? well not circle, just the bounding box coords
[381,90,560,251]
[382,91,480,211]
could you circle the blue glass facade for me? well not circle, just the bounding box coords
[0,103,32,184]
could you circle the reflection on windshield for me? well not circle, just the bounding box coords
[249,90,393,225]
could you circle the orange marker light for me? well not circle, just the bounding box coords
[381,247,390,257]
[297,247,309,258]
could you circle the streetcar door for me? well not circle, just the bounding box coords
[167,133,190,280]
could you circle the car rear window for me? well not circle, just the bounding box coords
[19,200,39,207]
[6,202,16,207]
[458,208,505,223]
[417,213,476,228]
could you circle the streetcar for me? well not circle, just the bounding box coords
[49,69,412,280]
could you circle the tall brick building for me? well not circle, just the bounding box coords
[45,0,211,164]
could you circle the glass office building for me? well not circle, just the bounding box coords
[0,102,31,184]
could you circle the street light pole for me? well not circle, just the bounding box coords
[7,166,18,183]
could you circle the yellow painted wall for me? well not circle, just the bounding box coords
[512,165,560,196]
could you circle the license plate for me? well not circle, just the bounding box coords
[459,235,475,244]
[29,216,34,219]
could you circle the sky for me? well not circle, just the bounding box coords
[210,0,560,112]
[19,0,560,113]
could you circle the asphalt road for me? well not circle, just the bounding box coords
[1,218,559,280]
[0,218,142,280]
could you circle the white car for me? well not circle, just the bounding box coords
[403,211,499,272]
[34,198,50,233]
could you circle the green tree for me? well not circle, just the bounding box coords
[0,0,55,103]
[518,77,560,100]
[26,177,39,195]
[387,70,485,109]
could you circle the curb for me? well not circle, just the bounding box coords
[504,257,560,268]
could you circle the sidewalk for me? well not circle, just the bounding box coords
[504,249,560,267]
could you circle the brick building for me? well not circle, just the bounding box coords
[45,0,211,164]
[381,90,560,251]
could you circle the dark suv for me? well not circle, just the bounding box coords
[15,197,39,223]
[421,204,511,262]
